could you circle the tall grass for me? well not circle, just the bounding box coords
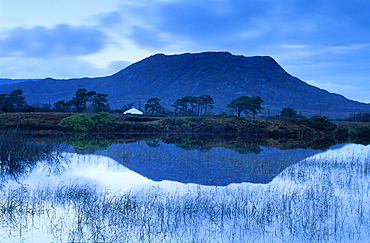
[1,174,369,242]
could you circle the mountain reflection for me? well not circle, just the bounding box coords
[0,132,330,186]
[96,142,321,186]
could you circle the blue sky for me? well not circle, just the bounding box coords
[1,0,369,103]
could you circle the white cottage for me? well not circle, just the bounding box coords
[123,106,143,115]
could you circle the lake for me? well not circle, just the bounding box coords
[0,132,369,242]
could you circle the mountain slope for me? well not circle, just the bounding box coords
[0,51,369,117]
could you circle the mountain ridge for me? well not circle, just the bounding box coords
[0,51,369,117]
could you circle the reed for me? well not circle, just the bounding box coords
[0,174,368,242]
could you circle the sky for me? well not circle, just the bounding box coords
[0,0,369,103]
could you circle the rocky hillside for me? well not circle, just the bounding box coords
[0,52,369,117]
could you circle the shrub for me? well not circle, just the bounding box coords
[279,107,297,118]
[173,117,193,128]
[348,128,359,137]
[66,134,112,152]
[90,112,114,123]
[90,112,114,131]
[348,126,370,139]
[58,114,94,132]
[303,116,336,131]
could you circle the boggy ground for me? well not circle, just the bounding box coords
[0,112,364,136]
[0,112,338,134]
[1,112,368,149]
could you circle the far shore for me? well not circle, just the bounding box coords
[1,112,369,148]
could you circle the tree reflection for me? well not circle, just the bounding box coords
[146,140,160,148]
[0,130,68,183]
[233,146,262,155]
[65,133,112,154]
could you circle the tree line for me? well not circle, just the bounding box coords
[53,88,109,113]
[344,112,370,122]
[0,89,109,113]
[2,88,310,118]
[143,94,264,117]
[171,95,214,116]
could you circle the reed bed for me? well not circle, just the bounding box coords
[0,181,369,242]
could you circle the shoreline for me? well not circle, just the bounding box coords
[1,112,369,149]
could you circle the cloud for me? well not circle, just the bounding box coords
[107,60,132,73]
[111,0,370,53]
[306,80,370,104]
[0,57,123,79]
[104,0,270,50]
[151,1,269,44]
[99,11,125,27]
[130,26,167,48]
[0,24,107,58]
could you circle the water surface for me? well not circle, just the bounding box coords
[0,138,369,242]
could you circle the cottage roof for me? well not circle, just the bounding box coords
[123,106,143,115]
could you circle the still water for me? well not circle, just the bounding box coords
[0,136,369,242]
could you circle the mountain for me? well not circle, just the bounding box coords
[0,51,369,117]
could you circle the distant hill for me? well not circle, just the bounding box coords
[0,78,41,86]
[0,51,369,117]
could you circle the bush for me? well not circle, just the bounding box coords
[91,112,114,131]
[173,117,193,128]
[90,112,114,123]
[348,128,359,137]
[279,107,297,118]
[348,126,370,139]
[303,116,336,131]
[348,126,370,144]
[58,114,94,132]
[66,134,112,152]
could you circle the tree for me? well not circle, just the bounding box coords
[227,96,248,117]
[145,98,162,114]
[172,96,193,116]
[189,96,199,116]
[172,95,214,116]
[70,88,97,112]
[53,100,71,112]
[227,96,264,117]
[91,93,109,112]
[33,102,52,112]
[8,89,26,111]
[0,89,26,112]
[0,94,7,112]
[198,94,214,116]
[280,107,297,118]
[53,89,109,113]
[21,105,36,112]
[247,96,264,118]
[171,99,183,116]
[179,96,193,116]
